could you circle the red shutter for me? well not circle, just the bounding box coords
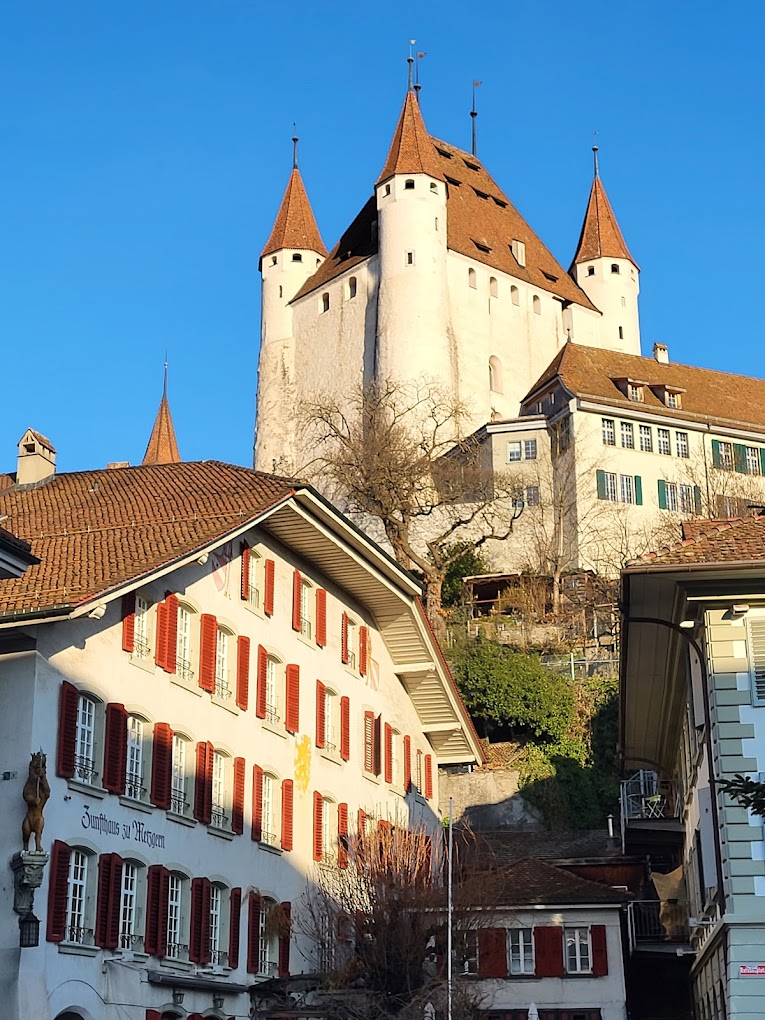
[285,664,300,733]
[163,594,179,673]
[338,803,349,870]
[340,696,350,761]
[424,754,433,799]
[189,877,211,965]
[229,887,242,969]
[278,901,291,977]
[534,925,565,977]
[403,736,412,791]
[198,614,217,692]
[313,791,323,861]
[241,543,250,601]
[103,702,128,795]
[478,928,508,978]
[251,765,263,841]
[56,681,78,779]
[341,612,349,664]
[236,636,250,711]
[232,757,246,835]
[247,892,261,973]
[359,626,368,676]
[146,1012,162,1020]
[264,559,275,616]
[95,852,123,949]
[145,865,169,957]
[373,714,381,776]
[357,808,367,837]
[194,742,213,825]
[591,924,608,976]
[150,722,173,810]
[256,645,268,718]
[292,569,302,631]
[46,840,71,942]
[384,724,393,783]
[121,592,136,652]
[281,779,294,851]
[155,601,168,670]
[316,680,326,748]
[316,588,327,646]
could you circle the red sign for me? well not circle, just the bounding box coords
[739,964,765,977]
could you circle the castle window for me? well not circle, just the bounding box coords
[435,217,439,231]
[406,251,415,266]
[271,256,277,266]
[511,285,520,306]
[587,266,595,276]
[292,253,303,263]
[611,264,620,274]
[489,356,503,394]
[321,293,330,313]
[347,277,357,300]
[384,184,391,196]
[430,182,438,193]
[619,326,624,340]
[279,285,283,298]
[532,295,541,315]
[489,277,498,298]
[404,179,415,190]
[468,268,477,289]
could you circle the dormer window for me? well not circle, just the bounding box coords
[463,159,480,171]
[511,239,526,268]
[473,188,489,200]
[436,147,453,159]
[628,384,644,402]
[665,390,682,409]
[404,179,415,190]
[472,239,491,254]
[444,175,461,187]
[611,264,620,274]
[292,253,303,263]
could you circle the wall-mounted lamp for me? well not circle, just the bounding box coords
[212,993,225,1009]
[731,604,750,619]
[197,552,209,566]
[171,989,184,1005]
[19,913,40,948]
[88,604,106,620]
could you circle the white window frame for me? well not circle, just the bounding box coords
[324,690,337,754]
[65,849,92,945]
[508,928,534,975]
[523,439,538,460]
[602,419,616,446]
[176,604,195,682]
[262,773,278,847]
[166,873,186,960]
[247,551,262,609]
[679,484,694,515]
[211,752,227,829]
[628,384,643,402]
[75,694,98,786]
[300,580,313,640]
[265,656,281,724]
[209,884,228,967]
[526,485,540,508]
[507,441,522,463]
[657,428,671,456]
[119,861,139,950]
[620,474,635,504]
[259,899,279,976]
[603,472,618,503]
[639,425,653,453]
[133,596,151,659]
[747,614,765,706]
[125,716,145,801]
[621,422,634,449]
[171,735,189,815]
[746,447,761,475]
[665,482,679,512]
[719,442,734,471]
[676,432,689,459]
[565,926,592,974]
[215,627,232,700]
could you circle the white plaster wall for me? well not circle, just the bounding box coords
[573,257,640,356]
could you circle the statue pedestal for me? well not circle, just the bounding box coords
[10,851,49,916]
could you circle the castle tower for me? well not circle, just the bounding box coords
[570,148,640,355]
[142,365,180,465]
[374,89,451,392]
[255,141,327,473]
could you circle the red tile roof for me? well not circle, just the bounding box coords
[376,90,445,185]
[571,175,637,269]
[0,462,297,616]
[524,342,765,434]
[628,513,765,567]
[261,168,327,262]
[494,858,629,906]
[142,392,180,466]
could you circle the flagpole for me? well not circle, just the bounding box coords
[447,796,453,1020]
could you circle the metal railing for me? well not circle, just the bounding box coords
[176,656,195,682]
[65,926,94,946]
[621,770,680,823]
[210,949,229,967]
[628,900,690,950]
[214,680,232,701]
[261,830,278,848]
[74,755,98,784]
[119,932,144,950]
[166,941,188,961]
[133,638,152,659]
[211,809,228,830]
[170,791,188,816]
[265,703,280,726]
[125,774,145,801]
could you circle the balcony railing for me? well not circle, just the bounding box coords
[176,656,195,682]
[621,770,680,823]
[628,900,690,951]
[214,680,232,701]
[170,791,189,816]
[74,755,99,785]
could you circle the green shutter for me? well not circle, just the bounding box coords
[711,439,722,469]
[760,448,765,477]
[634,476,643,505]
[733,443,747,473]
[693,485,702,515]
[596,469,606,500]
[657,479,667,510]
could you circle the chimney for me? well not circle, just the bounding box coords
[16,429,56,486]
[653,342,669,365]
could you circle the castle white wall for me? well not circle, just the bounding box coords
[573,257,640,356]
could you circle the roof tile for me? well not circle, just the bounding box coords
[571,176,637,268]
[261,168,327,261]
[376,90,445,185]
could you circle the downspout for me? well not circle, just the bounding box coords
[621,612,726,913]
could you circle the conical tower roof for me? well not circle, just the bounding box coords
[376,89,445,186]
[261,167,327,261]
[571,166,637,270]
[142,369,180,466]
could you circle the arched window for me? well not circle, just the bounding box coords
[511,285,520,306]
[74,692,101,786]
[171,732,192,817]
[468,268,477,289]
[264,652,283,725]
[125,714,149,802]
[611,263,620,274]
[118,859,143,950]
[209,883,230,966]
[176,602,197,682]
[532,294,541,315]
[243,548,262,611]
[261,772,279,846]
[270,255,277,266]
[211,749,230,830]
[347,276,357,300]
[131,594,152,661]
[489,356,503,394]
[321,293,330,313]
[214,625,234,702]
[489,276,498,298]
[292,253,303,263]
[166,871,188,960]
[404,179,415,190]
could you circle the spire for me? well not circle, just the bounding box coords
[261,145,327,261]
[376,88,445,186]
[570,151,637,269]
[142,362,181,466]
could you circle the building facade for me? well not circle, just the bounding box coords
[0,440,480,1020]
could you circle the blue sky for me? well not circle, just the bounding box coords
[2,1,764,473]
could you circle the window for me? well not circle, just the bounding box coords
[384,184,391,196]
[621,422,634,449]
[639,425,653,453]
[65,849,93,945]
[565,927,592,973]
[747,615,765,704]
[628,384,643,402]
[171,734,190,816]
[321,293,330,313]
[415,750,424,793]
[468,268,477,289]
[322,795,336,862]
[430,182,438,193]
[215,627,232,701]
[270,255,277,266]
[245,550,261,610]
[489,356,503,394]
[611,264,620,274]
[602,418,616,446]
[209,884,228,966]
[404,179,415,190]
[620,475,635,504]
[657,428,671,456]
[363,712,379,775]
[746,446,761,475]
[125,715,146,801]
[524,439,538,460]
[508,928,534,975]
[345,618,358,672]
[406,251,414,266]
[508,439,537,462]
[532,294,541,315]
[324,689,337,754]
[291,253,302,263]
[489,276,498,298]
[716,441,734,471]
[511,239,526,267]
[600,471,618,502]
[119,861,140,950]
[587,265,595,276]
[666,391,681,409]
[526,485,540,508]
[75,694,99,785]
[507,442,521,462]
[299,580,313,640]
[680,484,695,514]
[557,416,572,452]
[511,285,520,305]
[618,326,624,340]
[262,773,277,846]
[665,482,679,511]
[176,603,195,681]
[265,655,281,724]
[133,596,151,658]
[166,873,185,960]
[676,432,689,459]
[211,751,228,829]
[347,276,357,300]
[259,898,279,976]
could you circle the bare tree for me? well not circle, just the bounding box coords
[298,380,526,630]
